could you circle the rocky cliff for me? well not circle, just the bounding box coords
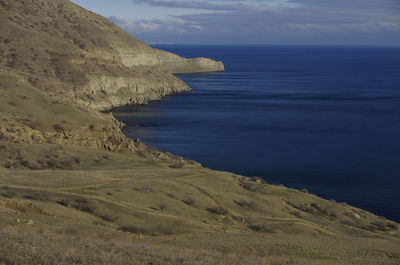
[0,0,224,157]
[0,0,224,111]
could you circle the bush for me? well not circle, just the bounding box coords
[367,221,398,232]
[72,156,81,164]
[23,192,49,201]
[238,179,258,192]
[74,198,97,213]
[4,161,16,169]
[183,198,196,206]
[166,193,176,199]
[207,206,229,215]
[56,200,71,207]
[59,159,77,169]
[99,215,117,223]
[161,226,174,235]
[119,225,148,234]
[53,123,65,131]
[19,159,30,167]
[248,223,274,233]
[1,191,17,198]
[46,159,59,168]
[233,199,257,209]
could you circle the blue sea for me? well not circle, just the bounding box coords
[113,45,400,222]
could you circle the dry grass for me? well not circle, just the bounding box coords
[0,159,398,264]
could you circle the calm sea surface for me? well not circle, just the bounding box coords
[113,45,400,221]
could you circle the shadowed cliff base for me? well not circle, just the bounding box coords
[0,0,399,264]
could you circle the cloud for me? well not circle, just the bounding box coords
[133,0,279,12]
[290,0,400,10]
[110,0,400,45]
[109,16,203,34]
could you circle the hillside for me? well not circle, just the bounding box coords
[0,0,223,110]
[0,0,399,264]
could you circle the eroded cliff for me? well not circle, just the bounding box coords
[0,0,223,111]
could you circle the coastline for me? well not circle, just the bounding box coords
[114,45,400,223]
[0,0,399,264]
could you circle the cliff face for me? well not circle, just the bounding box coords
[0,0,224,111]
[0,0,223,155]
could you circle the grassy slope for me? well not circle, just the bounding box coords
[0,161,399,264]
[0,74,399,263]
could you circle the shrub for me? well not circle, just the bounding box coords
[119,225,148,234]
[367,221,398,232]
[238,179,258,192]
[46,159,59,168]
[290,211,303,218]
[56,200,71,207]
[72,156,81,164]
[59,159,75,169]
[161,226,174,235]
[341,220,354,226]
[19,159,29,167]
[4,161,16,169]
[183,198,196,206]
[233,199,257,209]
[166,193,176,199]
[207,206,229,215]
[74,198,97,213]
[99,215,117,223]
[53,123,65,131]
[1,191,16,198]
[159,203,167,211]
[248,223,274,233]
[23,192,48,201]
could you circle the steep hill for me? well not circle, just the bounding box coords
[0,0,399,264]
[0,0,223,110]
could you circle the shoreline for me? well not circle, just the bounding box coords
[111,61,400,223]
[1,0,399,263]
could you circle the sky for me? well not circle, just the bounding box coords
[70,0,400,46]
